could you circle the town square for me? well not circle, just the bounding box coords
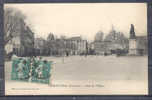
[4,3,148,95]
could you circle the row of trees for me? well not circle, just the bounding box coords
[94,27,129,50]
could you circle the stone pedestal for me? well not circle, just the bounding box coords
[129,49,137,55]
[129,39,137,55]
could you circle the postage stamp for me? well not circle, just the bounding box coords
[4,3,148,95]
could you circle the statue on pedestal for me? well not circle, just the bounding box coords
[130,24,136,39]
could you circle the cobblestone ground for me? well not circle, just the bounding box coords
[5,55,148,95]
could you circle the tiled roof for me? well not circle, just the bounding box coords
[68,36,81,40]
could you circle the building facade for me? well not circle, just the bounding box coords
[34,38,46,56]
[93,41,124,55]
[65,36,87,55]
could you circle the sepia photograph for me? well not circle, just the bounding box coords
[4,3,148,95]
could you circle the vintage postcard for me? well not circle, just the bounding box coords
[4,3,148,95]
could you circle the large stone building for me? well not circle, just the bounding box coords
[93,26,129,55]
[93,41,106,55]
[93,41,123,55]
[92,24,147,56]
[65,36,87,55]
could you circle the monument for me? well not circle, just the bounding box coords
[129,24,137,55]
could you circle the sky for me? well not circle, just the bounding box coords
[5,3,147,41]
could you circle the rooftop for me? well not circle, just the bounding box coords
[68,36,82,41]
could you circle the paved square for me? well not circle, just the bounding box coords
[5,55,148,95]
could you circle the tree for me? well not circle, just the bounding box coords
[94,31,104,42]
[4,7,34,57]
[4,7,26,45]
[104,27,117,42]
[104,27,129,49]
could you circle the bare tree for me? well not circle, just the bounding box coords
[104,27,129,49]
[4,7,26,45]
[4,7,35,57]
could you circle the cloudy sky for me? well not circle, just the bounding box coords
[5,3,147,41]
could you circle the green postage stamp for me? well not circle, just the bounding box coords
[11,57,52,84]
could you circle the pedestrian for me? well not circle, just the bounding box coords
[66,51,69,57]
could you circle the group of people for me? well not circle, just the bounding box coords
[12,56,51,81]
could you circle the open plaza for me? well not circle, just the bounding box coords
[5,55,148,95]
